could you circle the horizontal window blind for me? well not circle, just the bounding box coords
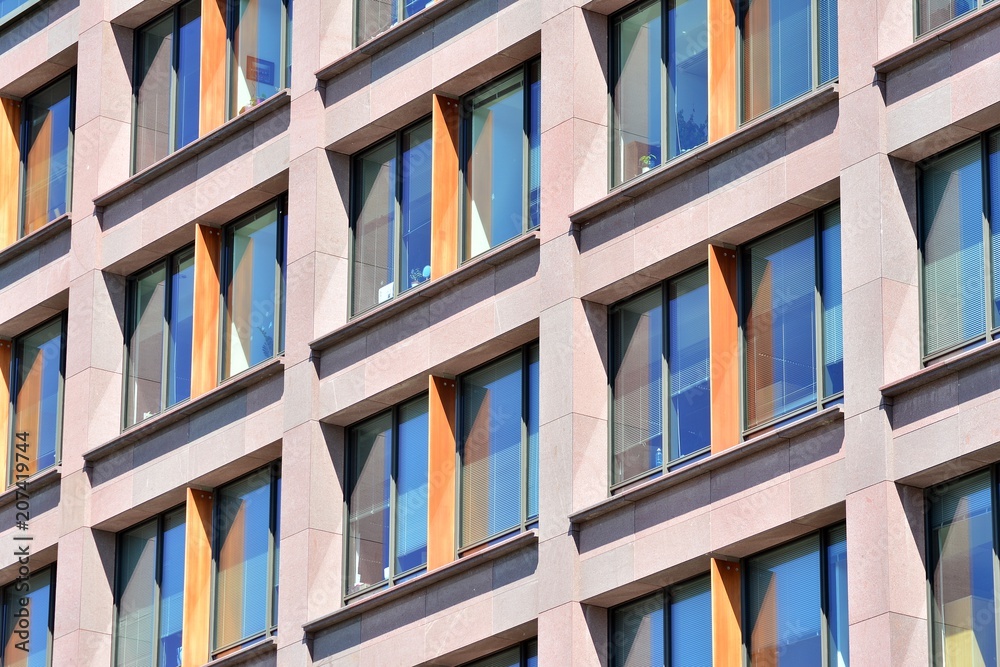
[670,577,712,667]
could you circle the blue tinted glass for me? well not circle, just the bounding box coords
[22,75,73,235]
[822,209,843,397]
[525,640,538,667]
[668,269,710,461]
[159,511,186,667]
[670,577,711,667]
[400,122,432,293]
[0,0,31,19]
[612,1,662,185]
[528,60,540,228]
[231,0,286,115]
[175,1,201,150]
[612,594,664,667]
[167,250,194,407]
[403,0,431,18]
[989,133,1000,327]
[667,0,708,158]
[466,72,525,259]
[5,569,53,667]
[818,0,838,84]
[527,345,539,520]
[743,0,815,120]
[347,414,392,594]
[826,526,849,667]
[12,318,63,481]
[395,399,428,574]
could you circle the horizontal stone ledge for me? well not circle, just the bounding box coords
[0,214,70,270]
[201,637,276,667]
[0,465,61,511]
[881,338,1000,399]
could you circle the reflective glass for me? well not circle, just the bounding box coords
[3,569,53,667]
[395,399,428,575]
[11,318,64,484]
[22,76,73,235]
[400,122,432,294]
[352,141,396,314]
[347,413,391,595]
[667,0,708,158]
[230,0,288,115]
[668,268,710,461]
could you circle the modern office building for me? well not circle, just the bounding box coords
[0,0,998,663]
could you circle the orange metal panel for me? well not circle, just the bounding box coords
[200,0,228,135]
[0,99,18,249]
[712,557,742,667]
[427,375,457,570]
[192,224,222,397]
[709,245,740,452]
[708,0,738,141]
[431,95,460,279]
[182,488,213,667]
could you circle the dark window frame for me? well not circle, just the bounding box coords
[460,639,538,667]
[0,564,56,667]
[915,0,992,37]
[224,0,292,120]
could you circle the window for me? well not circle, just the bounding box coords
[740,0,838,122]
[610,576,712,667]
[919,133,1000,361]
[1,567,55,667]
[345,395,429,599]
[743,206,842,432]
[927,469,998,665]
[133,0,201,173]
[20,74,74,237]
[222,198,285,380]
[114,509,186,667]
[610,0,709,187]
[918,0,988,36]
[462,60,541,261]
[350,119,432,315]
[124,247,195,428]
[459,343,539,550]
[610,266,710,489]
[213,464,280,656]
[355,0,433,45]
[8,316,65,487]
[463,640,538,667]
[229,0,291,117]
[0,0,34,22]
[746,525,849,666]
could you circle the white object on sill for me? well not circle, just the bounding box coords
[378,283,394,304]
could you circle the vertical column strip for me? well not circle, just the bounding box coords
[708,0,738,141]
[711,557,742,667]
[427,375,457,570]
[200,0,227,136]
[192,224,222,397]
[182,487,214,667]
[0,99,20,249]
[709,245,740,452]
[430,94,460,279]
[0,341,10,487]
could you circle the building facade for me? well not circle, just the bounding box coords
[0,0,997,664]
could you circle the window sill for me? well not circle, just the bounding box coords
[204,637,276,667]
[302,530,537,637]
[874,2,1000,76]
[82,357,285,464]
[0,465,61,510]
[0,214,71,270]
[568,405,844,526]
[309,230,540,353]
[315,0,472,81]
[93,90,291,210]
[0,0,47,31]
[569,84,839,228]
[881,338,1000,399]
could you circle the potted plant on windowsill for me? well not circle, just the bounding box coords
[410,269,425,288]
[639,154,657,174]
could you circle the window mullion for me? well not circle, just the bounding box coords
[394,134,403,298]
[160,258,172,416]
[388,407,398,583]
[982,136,994,333]
[814,213,825,408]
[991,463,1000,664]
[151,515,164,667]
[520,346,529,530]
[819,528,830,667]
[661,281,669,472]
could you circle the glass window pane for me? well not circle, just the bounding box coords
[747,535,822,666]
[230,0,286,116]
[356,0,433,44]
[826,525,849,667]
[135,15,173,172]
[930,472,996,666]
[395,398,428,575]
[921,142,986,356]
[158,510,186,667]
[670,577,712,667]
[115,521,158,667]
[612,1,662,186]
[989,132,1000,328]
[467,646,522,667]
[745,220,817,428]
[347,412,392,594]
[22,75,73,235]
[167,249,194,408]
[918,0,977,35]
[4,569,53,667]
[611,593,664,667]
[822,207,843,396]
[465,71,526,259]
[742,0,814,121]
[817,0,838,84]
[461,352,524,546]
[526,344,539,520]
[11,318,64,484]
[613,289,664,485]
[400,122,432,294]
[175,1,202,151]
[668,269,710,461]
[214,468,274,650]
[127,263,167,427]
[667,0,708,158]
[353,141,397,314]
[224,203,281,379]
[528,60,540,229]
